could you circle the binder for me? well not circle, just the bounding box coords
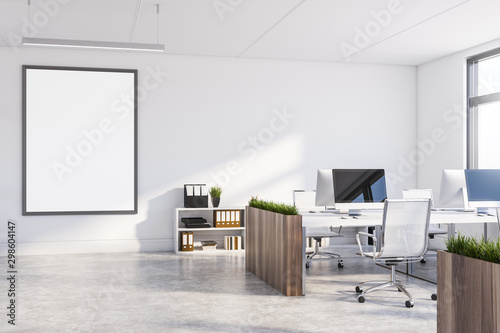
[180,231,194,251]
[213,209,242,228]
[224,235,243,250]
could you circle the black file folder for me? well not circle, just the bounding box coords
[184,184,208,208]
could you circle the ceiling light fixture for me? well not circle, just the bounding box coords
[22,37,165,52]
[22,1,165,52]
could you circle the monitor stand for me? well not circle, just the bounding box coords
[320,207,340,213]
[461,188,476,212]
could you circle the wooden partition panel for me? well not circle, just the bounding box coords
[245,206,303,296]
[437,251,500,333]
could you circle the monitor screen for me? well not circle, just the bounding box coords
[332,169,387,204]
[464,169,500,208]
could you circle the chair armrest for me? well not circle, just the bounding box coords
[356,232,377,258]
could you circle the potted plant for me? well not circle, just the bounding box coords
[437,233,500,333]
[246,196,303,296]
[209,185,222,208]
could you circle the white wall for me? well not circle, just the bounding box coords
[417,37,500,240]
[0,46,417,255]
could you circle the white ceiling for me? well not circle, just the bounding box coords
[1,0,500,65]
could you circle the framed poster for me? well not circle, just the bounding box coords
[22,65,137,215]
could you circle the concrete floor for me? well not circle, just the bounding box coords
[1,248,437,333]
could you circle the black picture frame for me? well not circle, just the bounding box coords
[22,65,138,215]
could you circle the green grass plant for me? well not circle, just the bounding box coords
[445,233,500,264]
[209,185,222,198]
[248,196,299,215]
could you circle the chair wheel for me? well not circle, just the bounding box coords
[420,258,426,264]
[355,286,362,293]
[405,300,414,308]
[305,262,310,268]
[431,294,437,301]
[338,260,344,268]
[358,295,365,303]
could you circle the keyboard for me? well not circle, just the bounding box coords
[351,215,382,219]
[308,210,340,213]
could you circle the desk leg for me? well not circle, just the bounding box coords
[448,223,455,238]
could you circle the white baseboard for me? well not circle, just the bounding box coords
[0,238,174,256]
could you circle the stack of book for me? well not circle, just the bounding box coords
[201,240,217,251]
[181,217,211,228]
[224,236,242,250]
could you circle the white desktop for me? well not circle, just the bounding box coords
[465,169,500,214]
[314,169,337,212]
[437,169,474,211]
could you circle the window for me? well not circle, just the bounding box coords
[467,48,500,168]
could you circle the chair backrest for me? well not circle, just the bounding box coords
[379,199,432,259]
[497,208,500,232]
[292,190,317,213]
[402,188,434,208]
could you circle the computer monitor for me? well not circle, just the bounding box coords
[438,169,471,210]
[315,169,387,214]
[314,169,335,207]
[464,169,500,209]
[332,169,387,214]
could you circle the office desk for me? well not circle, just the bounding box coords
[301,210,497,227]
[301,210,498,283]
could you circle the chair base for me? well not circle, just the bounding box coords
[355,265,414,308]
[305,237,343,268]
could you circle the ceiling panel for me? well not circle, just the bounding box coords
[1,0,500,66]
[363,0,500,63]
[242,0,473,62]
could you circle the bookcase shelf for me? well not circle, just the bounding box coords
[174,207,245,254]
[178,227,245,232]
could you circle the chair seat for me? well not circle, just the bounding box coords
[428,225,447,235]
[362,252,405,262]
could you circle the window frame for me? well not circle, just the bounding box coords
[467,47,500,169]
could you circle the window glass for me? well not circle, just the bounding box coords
[477,102,500,168]
[477,55,500,96]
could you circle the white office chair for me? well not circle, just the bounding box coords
[402,189,447,263]
[292,190,344,268]
[355,199,432,308]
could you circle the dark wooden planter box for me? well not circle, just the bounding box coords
[437,250,500,333]
[245,206,303,296]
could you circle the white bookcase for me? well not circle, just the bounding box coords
[174,207,245,253]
